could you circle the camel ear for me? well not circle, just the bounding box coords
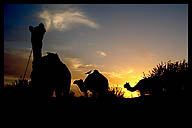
[29,26,33,32]
[39,23,44,27]
[39,23,46,32]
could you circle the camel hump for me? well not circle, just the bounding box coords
[85,69,100,81]
[84,69,109,87]
[93,70,99,74]
[41,52,61,64]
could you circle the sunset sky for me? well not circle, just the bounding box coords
[4,4,188,97]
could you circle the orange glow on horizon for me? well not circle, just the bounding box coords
[123,89,141,98]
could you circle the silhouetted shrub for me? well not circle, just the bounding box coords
[143,59,188,78]
[143,59,187,97]
[5,78,31,89]
[108,85,125,98]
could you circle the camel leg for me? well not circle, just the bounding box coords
[92,91,97,98]
[55,88,63,98]
[84,91,88,97]
[140,91,145,97]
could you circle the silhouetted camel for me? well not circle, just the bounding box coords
[29,23,71,97]
[124,78,163,97]
[73,70,109,97]
[124,81,147,97]
[124,82,135,92]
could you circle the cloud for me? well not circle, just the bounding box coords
[39,9,99,31]
[63,57,103,71]
[126,69,134,74]
[103,71,123,79]
[101,69,134,79]
[62,57,104,80]
[97,50,107,57]
[64,58,82,69]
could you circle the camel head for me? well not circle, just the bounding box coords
[73,79,83,85]
[124,82,132,90]
[46,52,61,63]
[73,79,85,92]
[29,23,46,42]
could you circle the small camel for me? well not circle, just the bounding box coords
[74,70,109,97]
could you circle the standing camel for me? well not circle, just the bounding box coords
[29,23,71,97]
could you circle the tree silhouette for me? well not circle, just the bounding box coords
[108,85,125,98]
[125,59,187,98]
[142,59,187,97]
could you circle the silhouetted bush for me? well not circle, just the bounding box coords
[143,59,188,78]
[5,78,31,89]
[108,86,125,98]
[142,59,187,97]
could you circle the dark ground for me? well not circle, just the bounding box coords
[1,88,185,107]
[1,88,186,124]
